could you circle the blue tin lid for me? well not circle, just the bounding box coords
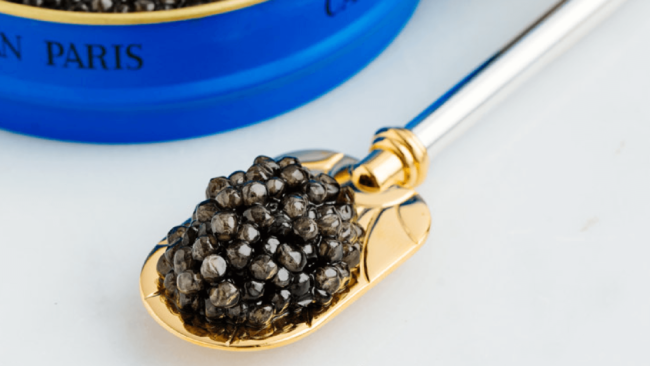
[0,0,418,143]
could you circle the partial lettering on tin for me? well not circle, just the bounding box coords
[0,32,21,60]
[45,41,143,70]
[326,0,358,16]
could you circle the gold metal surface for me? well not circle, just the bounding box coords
[140,150,431,351]
[0,0,266,25]
[348,128,429,193]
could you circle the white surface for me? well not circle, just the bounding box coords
[1,0,649,364]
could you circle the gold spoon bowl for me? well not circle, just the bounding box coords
[139,149,431,351]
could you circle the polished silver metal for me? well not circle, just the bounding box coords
[407,0,625,157]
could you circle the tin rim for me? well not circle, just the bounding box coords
[0,0,266,25]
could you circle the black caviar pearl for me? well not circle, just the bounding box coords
[282,195,307,219]
[113,2,132,12]
[215,187,243,210]
[211,212,239,241]
[163,272,177,293]
[226,302,249,324]
[254,156,281,174]
[272,267,292,288]
[289,273,313,297]
[317,213,342,237]
[293,217,319,241]
[248,304,275,329]
[337,186,355,205]
[133,0,155,11]
[71,2,90,11]
[277,244,307,273]
[242,181,268,206]
[226,241,252,270]
[206,177,230,200]
[242,205,274,228]
[304,180,327,204]
[249,255,279,281]
[173,247,194,275]
[337,204,355,222]
[280,165,309,188]
[192,235,218,262]
[209,282,240,308]
[318,173,340,201]
[237,223,261,244]
[335,262,351,289]
[177,270,204,295]
[181,226,199,246]
[177,292,199,311]
[277,156,300,169]
[271,289,291,313]
[160,0,182,6]
[314,288,333,306]
[262,236,281,256]
[317,204,337,218]
[24,0,45,6]
[90,0,113,12]
[315,266,341,295]
[338,222,356,243]
[244,280,265,300]
[265,177,285,198]
[200,254,228,282]
[246,164,273,182]
[318,239,343,262]
[167,225,187,245]
[300,242,318,260]
[295,294,314,308]
[156,253,173,276]
[229,171,246,186]
[342,243,361,268]
[163,242,181,264]
[270,212,292,236]
[193,200,219,223]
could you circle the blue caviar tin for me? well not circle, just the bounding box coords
[0,0,418,143]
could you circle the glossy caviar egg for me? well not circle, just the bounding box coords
[200,254,228,282]
[277,244,307,273]
[206,177,230,200]
[215,187,243,210]
[211,212,239,241]
[177,271,204,294]
[249,255,279,281]
[210,282,240,308]
[191,236,218,262]
[193,200,219,223]
[156,156,365,339]
[279,165,309,188]
[317,213,342,237]
[282,195,307,219]
[241,181,268,206]
[228,171,246,186]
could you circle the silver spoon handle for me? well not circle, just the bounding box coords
[407,0,624,157]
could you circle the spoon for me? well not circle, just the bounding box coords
[140,0,623,351]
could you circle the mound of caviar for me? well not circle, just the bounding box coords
[156,156,365,340]
[7,0,227,13]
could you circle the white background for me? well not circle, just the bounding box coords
[1,0,649,365]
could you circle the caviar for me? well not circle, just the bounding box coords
[8,0,227,12]
[156,156,365,341]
